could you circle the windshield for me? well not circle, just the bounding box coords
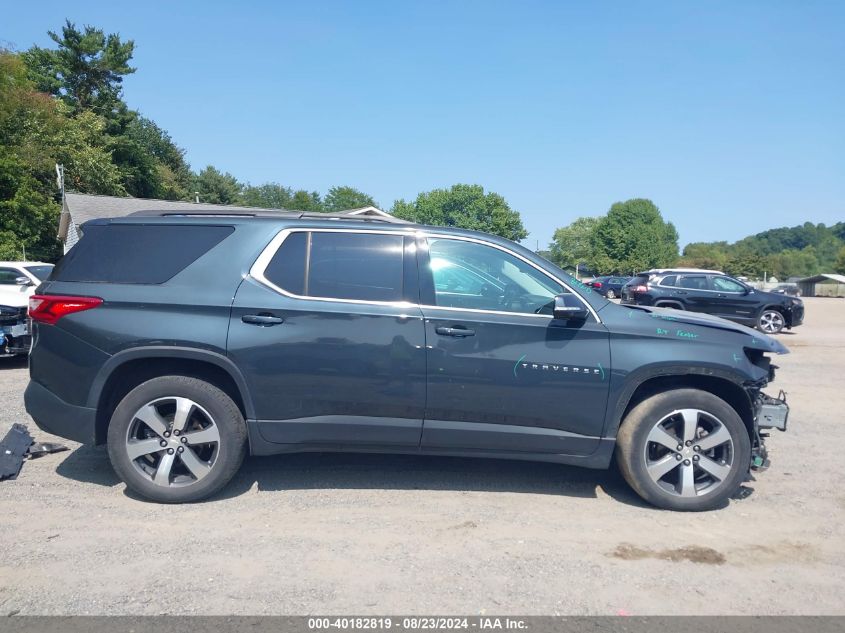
[24,265,54,281]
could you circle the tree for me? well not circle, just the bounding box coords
[547,217,599,271]
[679,241,729,271]
[241,183,292,209]
[23,20,135,117]
[290,190,323,211]
[323,186,376,212]
[391,184,527,242]
[193,166,242,205]
[590,199,679,274]
[835,246,845,274]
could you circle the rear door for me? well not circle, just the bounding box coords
[417,234,610,456]
[673,274,712,312]
[228,228,427,448]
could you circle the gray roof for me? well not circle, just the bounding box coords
[795,273,845,284]
[59,193,394,240]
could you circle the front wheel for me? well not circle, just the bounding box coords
[616,389,750,511]
[758,309,785,334]
[107,376,247,503]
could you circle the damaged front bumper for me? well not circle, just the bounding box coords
[745,386,789,472]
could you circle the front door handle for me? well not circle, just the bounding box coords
[435,326,475,337]
[242,314,284,326]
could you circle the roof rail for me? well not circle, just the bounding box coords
[127,209,413,224]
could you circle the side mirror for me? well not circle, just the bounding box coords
[15,276,32,286]
[553,294,588,322]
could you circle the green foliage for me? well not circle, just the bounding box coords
[588,199,679,274]
[323,186,376,212]
[290,190,323,212]
[23,20,135,116]
[391,184,527,242]
[241,183,293,209]
[684,222,845,279]
[193,166,242,205]
[548,216,599,271]
[835,246,845,274]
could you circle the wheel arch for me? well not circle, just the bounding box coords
[607,370,755,441]
[759,304,791,326]
[89,347,255,445]
[653,300,684,310]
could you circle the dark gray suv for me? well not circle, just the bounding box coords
[25,211,790,510]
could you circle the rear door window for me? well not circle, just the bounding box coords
[52,224,234,284]
[263,231,405,303]
[677,275,708,290]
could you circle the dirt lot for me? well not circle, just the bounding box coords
[1,297,844,616]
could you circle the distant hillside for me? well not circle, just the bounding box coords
[681,221,845,279]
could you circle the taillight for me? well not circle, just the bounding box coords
[28,295,103,325]
[591,282,603,288]
[633,285,648,293]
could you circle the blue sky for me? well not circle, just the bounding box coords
[6,1,844,249]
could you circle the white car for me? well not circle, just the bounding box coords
[0,261,54,308]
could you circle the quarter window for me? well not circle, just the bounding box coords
[659,275,677,287]
[426,238,565,315]
[263,231,405,303]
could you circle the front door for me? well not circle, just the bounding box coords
[708,275,759,324]
[417,235,610,456]
[228,229,426,448]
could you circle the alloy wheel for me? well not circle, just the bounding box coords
[643,408,735,498]
[124,397,221,487]
[606,290,616,299]
[760,311,784,334]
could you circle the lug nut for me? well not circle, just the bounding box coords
[159,440,167,448]
[163,431,171,438]
[173,430,180,436]
[167,448,174,455]
[181,437,188,444]
[683,459,691,466]
[685,440,693,446]
[677,444,683,451]
[177,446,184,453]
[693,445,701,452]
[693,455,700,462]
[675,454,682,461]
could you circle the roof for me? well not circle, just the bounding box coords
[639,268,725,275]
[59,193,401,240]
[0,261,52,267]
[795,273,845,284]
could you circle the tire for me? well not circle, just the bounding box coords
[615,388,750,511]
[107,376,247,503]
[606,290,616,299]
[757,309,785,335]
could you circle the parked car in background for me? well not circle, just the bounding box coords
[586,276,631,299]
[621,269,804,334]
[0,262,53,357]
[771,284,801,297]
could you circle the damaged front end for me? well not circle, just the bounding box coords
[0,305,31,357]
[742,349,790,473]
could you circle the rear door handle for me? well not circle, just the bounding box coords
[242,314,284,326]
[435,326,475,337]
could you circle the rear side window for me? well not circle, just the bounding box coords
[678,275,708,290]
[263,231,405,302]
[52,224,234,284]
[659,275,677,286]
[627,275,649,286]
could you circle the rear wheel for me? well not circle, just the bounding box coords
[107,376,247,503]
[606,289,616,299]
[758,309,785,334]
[616,389,750,511]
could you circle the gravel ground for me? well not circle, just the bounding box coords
[1,297,843,616]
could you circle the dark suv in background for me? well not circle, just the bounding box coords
[25,212,790,511]
[621,269,804,335]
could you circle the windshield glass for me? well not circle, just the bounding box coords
[24,265,54,281]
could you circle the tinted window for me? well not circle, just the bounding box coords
[52,224,234,284]
[264,231,405,302]
[0,268,20,285]
[264,231,307,295]
[678,275,708,290]
[427,238,565,314]
[24,265,53,281]
[308,232,404,301]
[712,276,745,293]
[659,275,677,287]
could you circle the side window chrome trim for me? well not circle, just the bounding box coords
[250,227,417,308]
[419,232,602,324]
